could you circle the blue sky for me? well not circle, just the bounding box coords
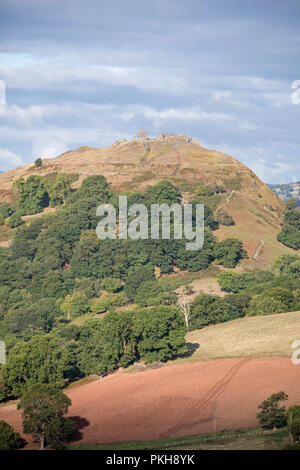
[0,0,299,183]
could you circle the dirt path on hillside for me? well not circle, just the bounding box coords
[1,357,299,448]
[215,190,235,214]
[214,191,270,268]
[21,207,57,222]
[253,237,271,268]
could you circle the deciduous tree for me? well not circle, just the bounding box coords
[18,384,74,450]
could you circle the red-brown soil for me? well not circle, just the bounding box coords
[1,357,299,448]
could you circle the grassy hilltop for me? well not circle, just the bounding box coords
[0,134,295,265]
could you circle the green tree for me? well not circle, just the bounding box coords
[194,183,223,197]
[286,198,298,211]
[14,176,50,215]
[194,183,210,197]
[257,391,288,429]
[249,288,295,316]
[217,271,240,292]
[0,420,25,450]
[174,230,216,272]
[277,224,300,250]
[188,201,218,230]
[49,174,73,206]
[37,270,68,299]
[30,298,61,332]
[290,418,300,442]
[133,280,163,306]
[218,270,275,293]
[61,291,90,320]
[287,405,300,421]
[214,238,246,268]
[285,209,300,229]
[34,158,43,168]
[101,277,123,293]
[133,306,187,362]
[273,254,300,278]
[18,384,74,450]
[146,181,181,204]
[1,336,76,398]
[78,312,137,375]
[71,174,112,204]
[89,297,107,314]
[0,203,13,220]
[70,230,102,278]
[190,294,243,330]
[287,406,300,442]
[125,264,155,300]
[5,212,23,228]
[223,292,251,316]
[90,292,129,313]
[74,277,101,298]
[2,303,34,337]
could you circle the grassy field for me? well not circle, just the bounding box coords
[173,310,300,364]
[68,427,291,451]
[158,265,221,292]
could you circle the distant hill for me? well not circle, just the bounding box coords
[268,182,300,206]
[0,132,295,265]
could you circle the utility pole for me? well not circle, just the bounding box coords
[212,404,217,440]
[289,411,293,443]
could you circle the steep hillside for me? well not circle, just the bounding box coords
[0,132,294,265]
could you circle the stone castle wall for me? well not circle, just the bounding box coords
[132,130,200,146]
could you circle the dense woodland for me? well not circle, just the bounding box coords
[0,172,299,401]
[277,198,300,249]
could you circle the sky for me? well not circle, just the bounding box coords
[0,0,300,183]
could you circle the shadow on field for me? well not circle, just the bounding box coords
[68,416,90,442]
[181,342,200,358]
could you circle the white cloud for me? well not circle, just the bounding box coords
[35,143,68,159]
[0,148,23,170]
[0,97,298,184]
[208,142,300,184]
[0,62,193,96]
[0,53,39,68]
[143,107,234,123]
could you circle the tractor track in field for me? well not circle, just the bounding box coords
[1,357,299,447]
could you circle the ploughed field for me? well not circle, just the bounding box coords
[1,357,300,447]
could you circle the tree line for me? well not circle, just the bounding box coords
[0,174,247,401]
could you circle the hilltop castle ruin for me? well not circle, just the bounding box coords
[131,130,200,146]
